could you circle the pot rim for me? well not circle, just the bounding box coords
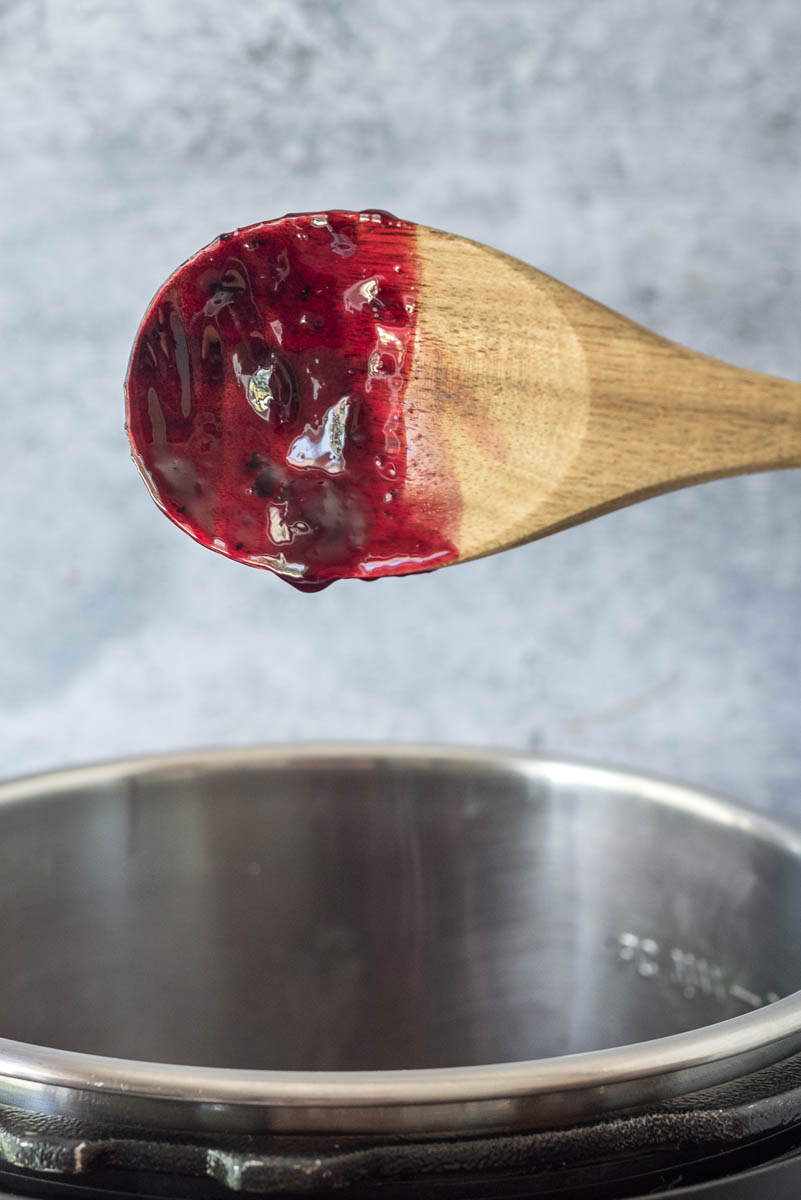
[0,742,800,1135]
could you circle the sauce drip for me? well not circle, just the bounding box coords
[125,210,457,590]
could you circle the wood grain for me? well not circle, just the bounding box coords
[405,225,801,565]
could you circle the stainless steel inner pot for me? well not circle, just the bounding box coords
[1,745,800,1139]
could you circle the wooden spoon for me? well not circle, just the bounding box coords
[126,212,801,588]
[407,225,801,567]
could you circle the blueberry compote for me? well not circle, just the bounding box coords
[125,210,457,590]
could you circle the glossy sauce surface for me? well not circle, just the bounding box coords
[125,211,457,589]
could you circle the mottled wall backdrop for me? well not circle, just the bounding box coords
[1,0,799,812]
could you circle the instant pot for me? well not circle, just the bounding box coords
[0,745,800,1198]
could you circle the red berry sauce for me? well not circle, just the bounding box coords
[125,210,457,590]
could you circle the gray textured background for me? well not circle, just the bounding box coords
[1,0,799,813]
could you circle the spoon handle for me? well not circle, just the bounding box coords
[592,320,801,478]
[529,279,801,539]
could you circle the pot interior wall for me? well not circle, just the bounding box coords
[0,757,799,1071]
